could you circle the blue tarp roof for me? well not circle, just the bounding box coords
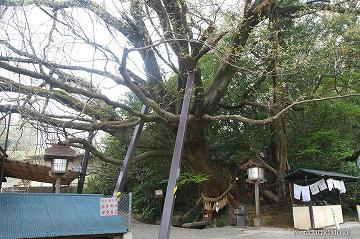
[0,193,128,239]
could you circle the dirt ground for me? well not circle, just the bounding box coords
[130,221,360,239]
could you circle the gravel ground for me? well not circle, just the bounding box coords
[129,221,360,239]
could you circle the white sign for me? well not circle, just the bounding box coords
[155,189,163,197]
[100,197,118,216]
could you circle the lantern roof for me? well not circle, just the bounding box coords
[44,144,78,161]
[240,158,264,170]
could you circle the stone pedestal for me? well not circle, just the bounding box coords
[122,232,132,239]
[253,217,262,227]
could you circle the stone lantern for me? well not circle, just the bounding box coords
[44,144,77,193]
[241,158,267,226]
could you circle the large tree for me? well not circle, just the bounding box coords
[0,0,359,208]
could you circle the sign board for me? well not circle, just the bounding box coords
[100,197,118,216]
[154,189,163,198]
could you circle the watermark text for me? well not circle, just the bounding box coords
[293,229,351,236]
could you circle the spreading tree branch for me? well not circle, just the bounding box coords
[205,94,360,124]
[62,137,121,165]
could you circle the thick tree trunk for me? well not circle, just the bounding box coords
[184,138,229,197]
[269,2,288,208]
[179,121,239,221]
[183,122,229,196]
[273,117,288,207]
[184,143,230,197]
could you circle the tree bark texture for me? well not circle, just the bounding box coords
[269,2,288,207]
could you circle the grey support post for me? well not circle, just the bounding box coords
[158,72,195,239]
[113,105,149,195]
[0,113,11,190]
[77,131,94,194]
[128,192,132,232]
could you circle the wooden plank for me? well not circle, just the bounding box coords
[0,160,79,184]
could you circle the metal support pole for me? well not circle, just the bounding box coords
[253,182,262,227]
[158,72,195,239]
[305,175,315,229]
[0,113,11,190]
[337,189,342,205]
[309,202,315,229]
[288,182,294,207]
[55,176,61,193]
[113,105,149,195]
[128,192,132,232]
[77,131,94,194]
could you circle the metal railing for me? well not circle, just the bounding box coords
[104,193,132,232]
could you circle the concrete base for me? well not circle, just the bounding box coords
[253,217,262,227]
[293,205,343,230]
[123,232,132,239]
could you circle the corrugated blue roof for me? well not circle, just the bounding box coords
[0,193,128,239]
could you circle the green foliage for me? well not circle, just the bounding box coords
[336,162,360,212]
[213,216,232,227]
[83,172,115,195]
[287,99,360,211]
[295,129,353,163]
[85,132,171,222]
[131,178,164,222]
[127,152,171,222]
[120,92,143,116]
[199,53,222,89]
[288,99,360,169]
[84,135,126,195]
[177,172,210,187]
[162,172,210,189]
[262,215,276,226]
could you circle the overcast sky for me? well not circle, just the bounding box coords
[0,0,247,151]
